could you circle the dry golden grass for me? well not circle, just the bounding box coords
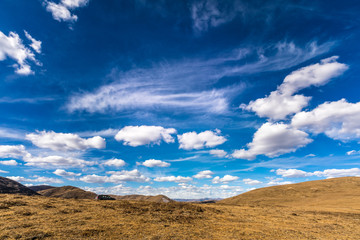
[1,177,360,239]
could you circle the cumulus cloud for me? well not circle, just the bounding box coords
[209,149,227,157]
[243,178,262,185]
[242,56,348,120]
[103,158,126,167]
[115,126,176,147]
[212,175,239,184]
[275,168,360,179]
[0,31,40,75]
[313,168,360,178]
[0,160,18,166]
[266,177,293,186]
[26,130,105,151]
[140,159,170,168]
[292,99,360,141]
[275,168,311,178]
[80,170,150,183]
[154,176,193,183]
[178,129,226,150]
[53,169,81,177]
[44,0,89,22]
[0,145,29,159]
[8,176,63,184]
[193,170,214,179]
[232,122,312,160]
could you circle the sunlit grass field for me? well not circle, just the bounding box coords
[1,192,360,239]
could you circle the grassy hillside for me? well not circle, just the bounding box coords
[1,193,360,239]
[219,177,360,209]
[0,176,38,196]
[38,186,97,199]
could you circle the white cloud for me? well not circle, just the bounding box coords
[0,170,9,173]
[347,150,360,156]
[53,169,81,177]
[141,159,170,168]
[313,168,360,178]
[0,160,18,166]
[0,145,29,159]
[154,176,193,183]
[24,155,94,168]
[178,129,226,150]
[103,158,126,167]
[292,99,360,141]
[0,31,39,75]
[44,0,88,23]
[79,174,108,183]
[106,169,150,183]
[232,122,312,160]
[80,169,150,183]
[243,178,262,185]
[193,170,214,179]
[209,149,227,157]
[212,175,239,184]
[275,168,360,179]
[24,31,41,54]
[8,176,63,184]
[266,177,293,186]
[61,0,89,9]
[26,130,105,151]
[275,168,311,178]
[242,56,348,120]
[115,126,176,147]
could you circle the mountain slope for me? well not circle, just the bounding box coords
[28,185,55,192]
[0,176,39,196]
[219,177,360,209]
[111,194,172,203]
[38,186,97,199]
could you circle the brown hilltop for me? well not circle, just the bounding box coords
[219,176,360,209]
[111,194,172,203]
[38,186,97,199]
[0,176,39,196]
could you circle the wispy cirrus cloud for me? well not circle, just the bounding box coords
[66,41,331,115]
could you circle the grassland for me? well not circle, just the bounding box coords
[1,192,360,239]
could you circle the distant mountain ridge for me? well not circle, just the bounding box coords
[219,177,360,208]
[0,176,39,196]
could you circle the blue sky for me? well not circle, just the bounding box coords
[0,0,360,199]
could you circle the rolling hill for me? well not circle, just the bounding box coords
[0,176,39,196]
[219,177,360,209]
[38,186,97,199]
